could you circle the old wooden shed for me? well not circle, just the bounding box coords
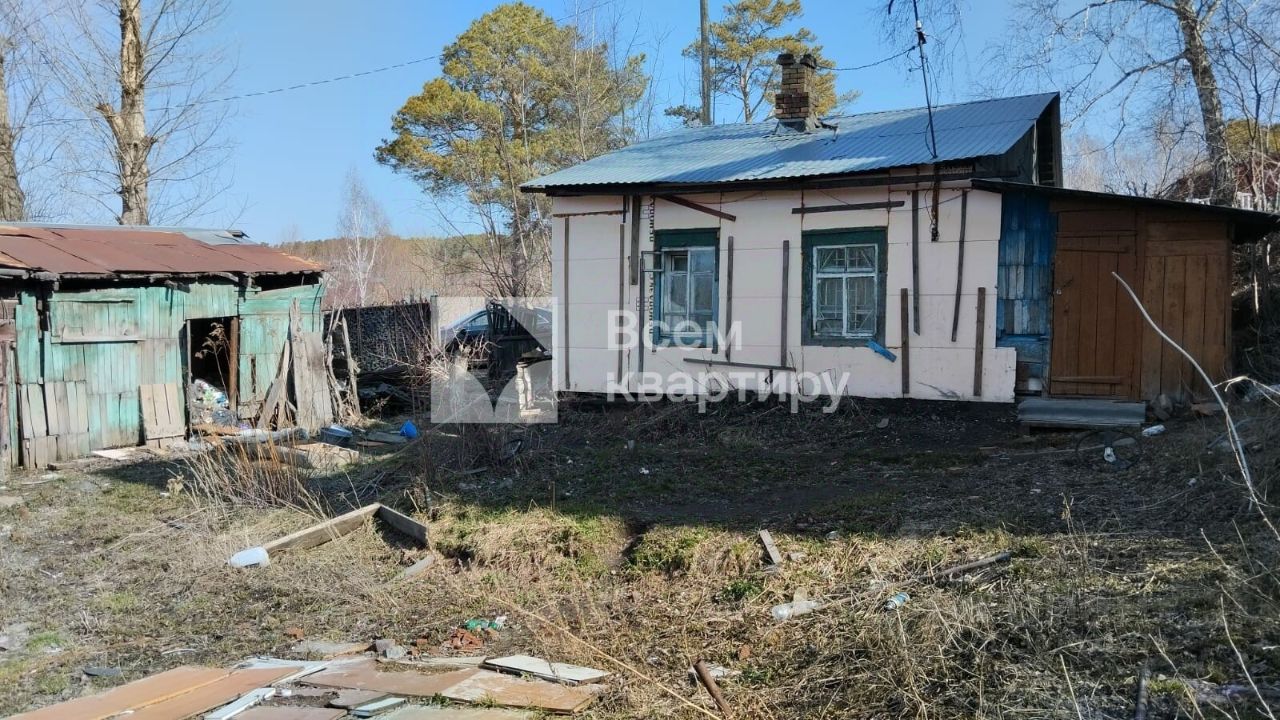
[979,181,1278,402]
[0,224,329,468]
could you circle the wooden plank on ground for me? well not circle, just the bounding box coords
[757,530,783,567]
[377,505,430,546]
[8,666,232,720]
[441,669,598,714]
[301,661,476,696]
[127,666,298,720]
[481,655,610,686]
[262,504,381,555]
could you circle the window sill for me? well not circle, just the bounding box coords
[654,336,715,349]
[801,335,881,348]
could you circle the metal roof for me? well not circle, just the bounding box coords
[972,180,1280,242]
[524,92,1059,191]
[0,223,322,278]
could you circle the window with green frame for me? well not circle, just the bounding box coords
[801,228,888,347]
[653,229,718,346]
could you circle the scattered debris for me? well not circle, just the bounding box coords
[463,617,506,633]
[770,599,823,621]
[447,629,485,651]
[266,442,359,470]
[204,687,276,720]
[687,662,737,682]
[319,425,354,447]
[692,660,733,717]
[1141,424,1166,437]
[481,655,609,686]
[83,666,123,678]
[229,546,271,568]
[374,639,407,660]
[351,696,406,717]
[876,417,890,429]
[757,530,783,567]
[883,591,910,611]
[394,554,436,581]
[331,689,390,709]
[1191,402,1221,417]
[365,431,408,445]
[439,669,599,714]
[931,550,1013,580]
[785,552,807,562]
[292,640,371,659]
[400,421,419,439]
[283,627,306,642]
[237,708,344,720]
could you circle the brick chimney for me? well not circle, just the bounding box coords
[775,52,818,131]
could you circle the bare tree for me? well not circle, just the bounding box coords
[994,0,1250,206]
[0,37,26,220]
[336,169,390,309]
[34,0,233,225]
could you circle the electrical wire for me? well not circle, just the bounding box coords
[832,46,915,72]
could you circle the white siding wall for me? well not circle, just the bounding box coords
[549,180,1016,402]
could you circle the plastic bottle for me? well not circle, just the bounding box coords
[769,599,823,621]
[883,591,910,611]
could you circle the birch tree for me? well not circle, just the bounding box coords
[335,169,390,309]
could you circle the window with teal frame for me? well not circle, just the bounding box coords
[653,229,718,347]
[801,227,888,347]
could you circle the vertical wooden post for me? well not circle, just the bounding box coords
[725,236,734,361]
[227,315,240,411]
[974,286,986,397]
[911,190,921,334]
[950,190,968,343]
[629,196,642,285]
[900,287,910,396]
[563,217,571,391]
[780,240,790,368]
[616,222,625,382]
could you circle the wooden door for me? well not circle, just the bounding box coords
[1049,233,1143,398]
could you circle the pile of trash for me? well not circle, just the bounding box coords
[189,378,241,427]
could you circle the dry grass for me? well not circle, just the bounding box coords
[0,398,1278,718]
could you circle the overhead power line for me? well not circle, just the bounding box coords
[832,46,915,72]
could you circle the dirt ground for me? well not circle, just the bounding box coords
[0,396,1277,719]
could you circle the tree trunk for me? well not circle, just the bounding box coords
[1175,0,1233,206]
[107,0,150,225]
[0,45,26,221]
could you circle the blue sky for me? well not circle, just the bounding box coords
[220,0,1016,244]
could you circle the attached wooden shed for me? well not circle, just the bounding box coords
[0,224,330,468]
[980,180,1279,402]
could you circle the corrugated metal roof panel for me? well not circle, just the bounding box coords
[524,92,1059,190]
[0,224,321,277]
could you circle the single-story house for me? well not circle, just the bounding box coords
[0,223,330,468]
[523,53,1279,405]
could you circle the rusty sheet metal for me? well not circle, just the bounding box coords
[0,225,320,277]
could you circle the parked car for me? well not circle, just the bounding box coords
[441,305,551,356]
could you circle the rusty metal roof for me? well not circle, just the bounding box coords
[0,224,321,278]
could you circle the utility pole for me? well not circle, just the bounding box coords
[699,0,711,126]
